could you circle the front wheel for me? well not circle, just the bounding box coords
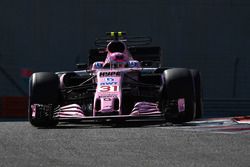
[28,72,60,127]
[160,68,196,123]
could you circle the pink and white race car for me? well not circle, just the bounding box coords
[28,32,203,127]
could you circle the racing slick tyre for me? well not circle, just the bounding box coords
[28,72,60,127]
[190,70,203,119]
[160,68,196,123]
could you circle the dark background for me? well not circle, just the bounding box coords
[0,0,250,99]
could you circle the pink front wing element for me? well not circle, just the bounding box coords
[31,104,37,118]
[130,102,161,116]
[178,98,185,112]
[55,104,85,118]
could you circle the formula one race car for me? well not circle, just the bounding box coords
[28,32,203,127]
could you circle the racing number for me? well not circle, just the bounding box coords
[99,85,119,92]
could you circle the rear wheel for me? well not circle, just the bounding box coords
[160,68,196,123]
[28,72,60,127]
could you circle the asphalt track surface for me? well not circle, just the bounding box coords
[1,111,250,167]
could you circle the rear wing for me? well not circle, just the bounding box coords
[88,46,161,68]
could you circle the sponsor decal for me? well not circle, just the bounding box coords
[95,62,103,68]
[99,72,120,77]
[99,77,118,86]
[105,78,114,81]
[100,82,118,86]
[128,61,138,67]
[98,95,117,98]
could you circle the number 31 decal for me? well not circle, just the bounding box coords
[98,85,119,92]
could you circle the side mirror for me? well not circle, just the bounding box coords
[76,63,88,70]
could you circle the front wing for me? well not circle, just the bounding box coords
[31,99,186,123]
